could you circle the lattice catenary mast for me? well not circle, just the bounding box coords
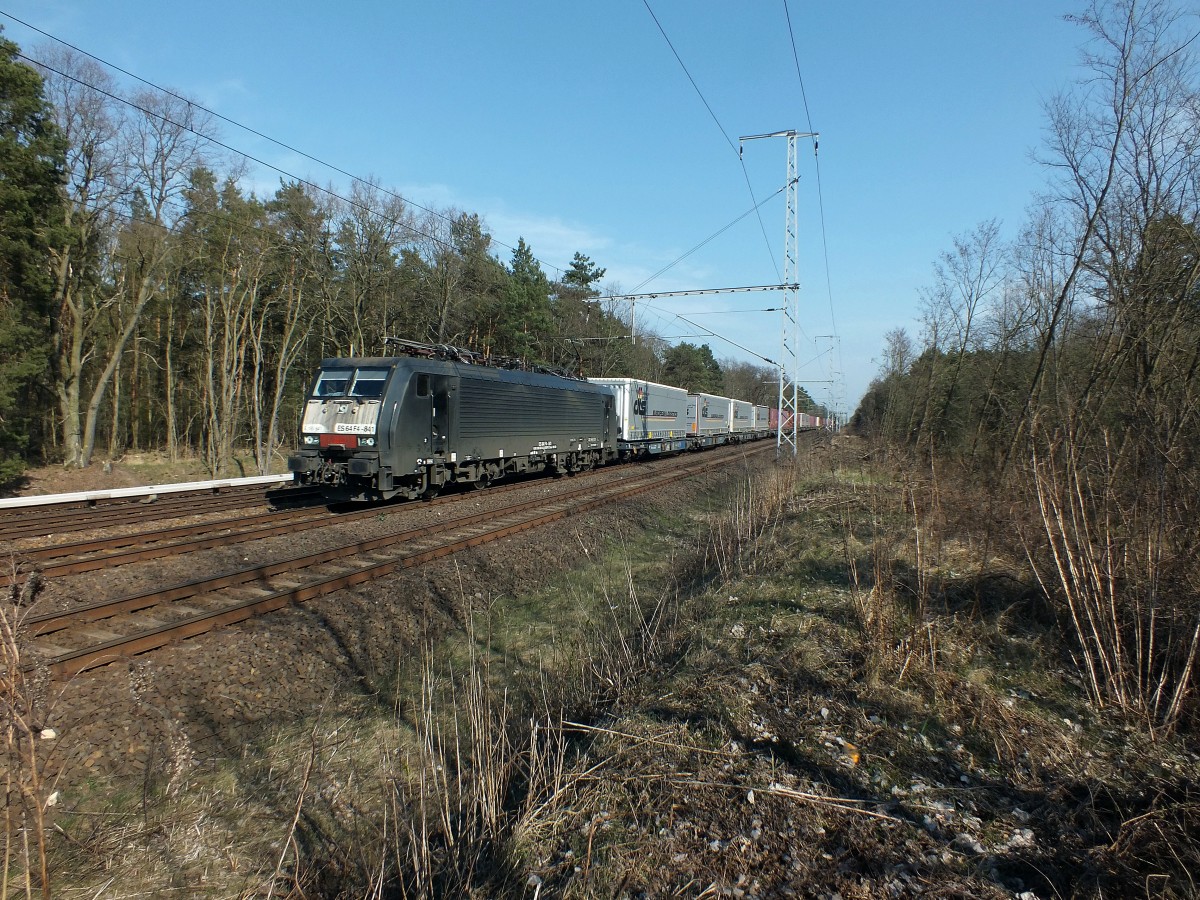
[739,129,816,459]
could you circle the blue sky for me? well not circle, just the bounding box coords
[3,1,1084,414]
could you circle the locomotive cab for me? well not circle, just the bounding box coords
[288,359,438,501]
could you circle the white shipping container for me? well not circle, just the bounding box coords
[687,392,733,437]
[754,405,770,432]
[731,400,755,435]
[587,378,690,441]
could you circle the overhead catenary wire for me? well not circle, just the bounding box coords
[2,9,570,277]
[12,5,828,399]
[20,50,467,257]
[672,313,778,368]
[21,33,769,370]
[640,298,830,381]
[640,0,839,417]
[783,0,844,417]
[782,0,816,137]
[641,0,781,282]
[629,180,790,294]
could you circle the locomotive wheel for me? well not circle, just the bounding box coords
[472,475,491,491]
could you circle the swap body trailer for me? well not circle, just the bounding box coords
[587,377,690,458]
[686,392,734,449]
[754,405,771,437]
[730,400,755,440]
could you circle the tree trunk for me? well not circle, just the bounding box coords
[79,274,158,468]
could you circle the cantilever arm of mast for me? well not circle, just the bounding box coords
[596,284,798,302]
[739,130,818,142]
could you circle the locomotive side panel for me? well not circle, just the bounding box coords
[454,374,613,460]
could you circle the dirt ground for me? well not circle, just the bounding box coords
[8,441,1200,898]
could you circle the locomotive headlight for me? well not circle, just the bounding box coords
[302,435,319,445]
[360,436,376,447]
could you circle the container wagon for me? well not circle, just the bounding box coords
[587,377,690,458]
[754,405,771,437]
[687,392,734,449]
[730,399,755,441]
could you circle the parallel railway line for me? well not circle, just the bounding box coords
[0,483,321,542]
[11,453,698,576]
[20,443,771,678]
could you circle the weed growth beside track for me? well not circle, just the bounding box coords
[6,440,1200,897]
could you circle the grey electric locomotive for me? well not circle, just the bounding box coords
[288,352,619,502]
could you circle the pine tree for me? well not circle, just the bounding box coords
[499,237,551,360]
[662,342,723,394]
[0,32,67,482]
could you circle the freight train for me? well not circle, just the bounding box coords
[287,341,817,502]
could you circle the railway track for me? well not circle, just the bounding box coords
[24,443,770,678]
[0,483,321,542]
[12,502,345,577]
[9,451,699,577]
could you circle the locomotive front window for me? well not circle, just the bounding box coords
[314,369,352,398]
[349,368,388,398]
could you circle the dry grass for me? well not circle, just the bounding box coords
[2,568,54,900]
[12,440,1200,896]
[497,444,1200,897]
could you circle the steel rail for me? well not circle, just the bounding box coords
[16,504,340,568]
[36,444,771,677]
[0,485,321,541]
[13,445,730,577]
[29,449,738,635]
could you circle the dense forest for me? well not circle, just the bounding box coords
[851,0,1200,735]
[0,32,821,486]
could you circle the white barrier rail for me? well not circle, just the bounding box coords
[0,474,294,510]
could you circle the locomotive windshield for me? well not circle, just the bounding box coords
[312,367,389,399]
[348,368,388,398]
[314,369,351,397]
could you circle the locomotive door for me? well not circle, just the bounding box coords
[430,375,450,456]
[404,372,434,455]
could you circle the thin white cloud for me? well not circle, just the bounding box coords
[479,211,610,274]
